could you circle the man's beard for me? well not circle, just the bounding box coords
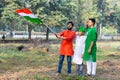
[67,27,72,30]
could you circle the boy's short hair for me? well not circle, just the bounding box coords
[67,21,74,26]
[89,18,96,25]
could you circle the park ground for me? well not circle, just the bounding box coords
[0,41,120,80]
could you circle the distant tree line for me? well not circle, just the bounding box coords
[0,0,120,39]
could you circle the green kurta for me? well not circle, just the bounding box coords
[83,27,97,62]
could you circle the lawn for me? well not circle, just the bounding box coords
[0,41,120,80]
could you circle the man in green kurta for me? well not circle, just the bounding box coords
[83,18,97,77]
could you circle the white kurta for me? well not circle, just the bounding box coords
[72,35,86,65]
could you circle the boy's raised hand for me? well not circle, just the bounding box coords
[54,32,65,39]
[54,32,60,38]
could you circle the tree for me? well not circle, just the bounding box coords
[0,0,5,18]
[1,0,119,40]
[1,0,20,37]
[96,0,120,35]
[114,5,120,34]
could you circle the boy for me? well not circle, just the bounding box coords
[83,18,97,78]
[72,27,86,76]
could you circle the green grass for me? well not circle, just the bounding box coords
[97,41,120,60]
[0,44,53,73]
[0,42,120,80]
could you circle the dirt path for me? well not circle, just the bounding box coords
[0,66,56,80]
[97,59,120,80]
[0,59,120,80]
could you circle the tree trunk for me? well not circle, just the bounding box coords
[97,0,103,37]
[77,0,82,28]
[28,27,32,40]
[46,27,49,41]
[96,23,101,36]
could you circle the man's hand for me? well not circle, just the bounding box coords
[54,32,57,36]
[60,36,66,39]
[54,32,59,38]
[88,41,94,54]
[88,48,91,54]
[54,32,66,39]
[76,32,79,35]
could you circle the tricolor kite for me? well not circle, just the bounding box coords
[15,8,42,24]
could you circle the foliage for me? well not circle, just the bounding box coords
[0,0,120,37]
[98,0,120,34]
[102,26,117,35]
